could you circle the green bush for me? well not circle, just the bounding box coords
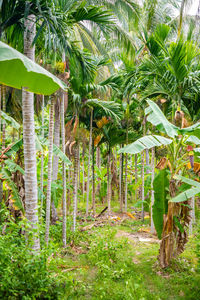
[0,216,61,299]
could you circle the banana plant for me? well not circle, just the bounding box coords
[119,99,200,268]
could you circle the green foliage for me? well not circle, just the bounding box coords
[119,134,172,154]
[0,214,61,299]
[1,168,24,213]
[153,169,169,239]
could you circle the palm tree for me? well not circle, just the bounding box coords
[150,147,155,233]
[40,95,44,219]
[61,92,67,246]
[45,97,54,245]
[22,13,40,251]
[86,109,93,217]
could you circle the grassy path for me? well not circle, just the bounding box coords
[48,219,200,299]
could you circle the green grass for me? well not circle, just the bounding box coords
[47,219,200,300]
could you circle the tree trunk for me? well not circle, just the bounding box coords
[82,150,85,195]
[2,85,6,151]
[151,147,155,233]
[141,151,145,221]
[121,152,124,211]
[124,126,128,212]
[40,95,44,219]
[96,146,101,194]
[107,147,111,214]
[73,143,79,231]
[189,195,195,235]
[23,14,40,251]
[51,97,60,223]
[86,110,93,216]
[135,154,138,201]
[0,85,5,203]
[119,152,122,212]
[61,93,67,247]
[45,97,54,245]
[92,141,95,216]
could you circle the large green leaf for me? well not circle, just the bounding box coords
[145,100,178,138]
[38,137,71,165]
[169,175,200,203]
[1,168,24,213]
[170,187,200,203]
[0,42,67,95]
[1,111,20,130]
[118,135,172,154]
[86,99,123,123]
[153,169,169,239]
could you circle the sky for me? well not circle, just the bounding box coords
[188,0,199,15]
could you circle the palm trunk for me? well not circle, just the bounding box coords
[92,141,95,216]
[61,93,67,246]
[189,195,195,235]
[119,152,123,212]
[0,85,5,203]
[51,98,60,223]
[40,95,44,219]
[135,154,138,201]
[82,150,85,195]
[121,152,124,210]
[141,151,145,221]
[107,147,111,214]
[0,85,2,202]
[86,110,93,216]
[23,14,40,251]
[96,146,101,194]
[67,167,72,213]
[151,147,155,233]
[2,85,6,150]
[73,143,79,231]
[45,97,54,245]
[124,126,128,213]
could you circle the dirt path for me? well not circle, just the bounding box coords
[116,229,160,244]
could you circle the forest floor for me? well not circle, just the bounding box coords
[48,208,200,300]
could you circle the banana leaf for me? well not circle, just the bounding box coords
[1,111,20,130]
[118,135,172,154]
[145,100,178,138]
[170,175,200,203]
[0,41,67,95]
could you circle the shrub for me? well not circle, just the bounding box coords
[0,216,60,299]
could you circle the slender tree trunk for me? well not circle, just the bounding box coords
[141,151,145,221]
[61,93,67,246]
[67,167,72,213]
[119,152,122,212]
[51,98,60,223]
[82,151,85,194]
[86,110,93,216]
[45,98,54,245]
[121,151,124,212]
[0,85,4,203]
[23,14,40,251]
[151,147,155,233]
[189,195,195,235]
[135,154,138,201]
[40,95,44,219]
[107,147,111,214]
[124,127,128,212]
[92,141,95,216]
[2,85,6,150]
[96,146,101,194]
[73,143,79,231]
[0,85,2,202]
